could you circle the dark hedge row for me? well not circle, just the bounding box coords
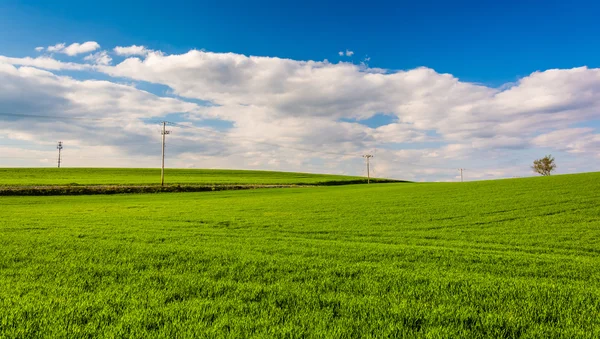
[0,185,297,196]
[0,180,403,196]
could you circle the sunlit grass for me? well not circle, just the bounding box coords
[1,172,599,337]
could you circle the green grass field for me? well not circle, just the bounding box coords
[1,172,599,338]
[0,168,388,187]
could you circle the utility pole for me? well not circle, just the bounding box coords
[363,154,373,184]
[161,121,171,186]
[459,168,464,182]
[57,141,63,168]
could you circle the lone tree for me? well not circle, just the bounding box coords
[532,155,556,176]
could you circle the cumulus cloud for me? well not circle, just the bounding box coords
[47,43,66,53]
[64,41,101,56]
[99,51,600,141]
[533,128,600,156]
[0,62,202,120]
[339,49,354,57]
[114,45,150,56]
[46,41,100,56]
[84,51,112,65]
[0,55,92,71]
[0,61,227,168]
[0,46,599,180]
[34,47,44,52]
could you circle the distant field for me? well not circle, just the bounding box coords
[0,168,392,186]
[1,172,599,337]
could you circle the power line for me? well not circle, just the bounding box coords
[0,113,555,179]
[1,113,362,157]
[0,112,103,121]
[169,122,360,157]
[0,113,450,163]
[0,112,162,123]
[0,155,160,160]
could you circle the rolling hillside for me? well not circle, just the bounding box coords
[1,172,599,337]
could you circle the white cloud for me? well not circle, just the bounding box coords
[84,51,112,65]
[63,41,101,56]
[533,128,600,156]
[345,50,354,57]
[46,41,100,56]
[338,51,344,56]
[0,61,222,167]
[0,47,599,180]
[0,55,92,71]
[373,123,428,144]
[34,47,44,52]
[97,51,600,178]
[114,45,150,56]
[47,43,66,52]
[97,54,600,148]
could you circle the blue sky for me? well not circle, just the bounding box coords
[0,0,598,180]
[3,0,600,85]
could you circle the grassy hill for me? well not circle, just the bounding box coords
[0,168,393,187]
[1,172,599,337]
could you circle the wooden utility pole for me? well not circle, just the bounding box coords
[363,154,373,184]
[161,122,171,186]
[56,141,63,168]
